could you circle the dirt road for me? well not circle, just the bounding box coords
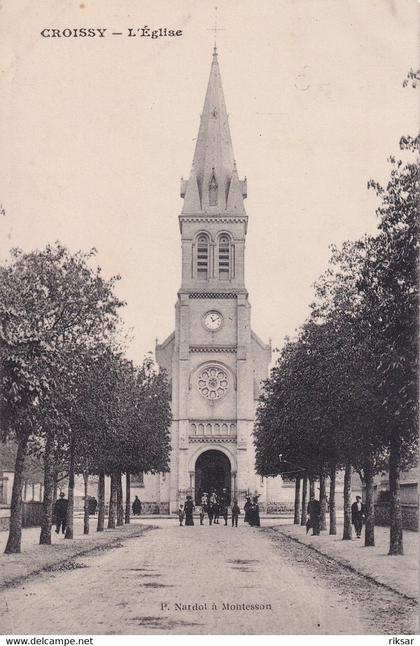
[0,519,416,634]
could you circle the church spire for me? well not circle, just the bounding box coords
[180,49,247,214]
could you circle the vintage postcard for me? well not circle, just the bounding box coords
[0,0,418,641]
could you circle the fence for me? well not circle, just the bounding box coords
[22,501,44,527]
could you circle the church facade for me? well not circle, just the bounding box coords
[142,49,286,512]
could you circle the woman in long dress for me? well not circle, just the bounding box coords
[248,497,260,527]
[184,495,195,526]
[251,496,261,527]
[244,496,252,524]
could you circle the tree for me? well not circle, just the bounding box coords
[61,343,123,539]
[75,352,172,532]
[365,158,418,554]
[310,239,392,546]
[293,476,301,525]
[105,355,171,524]
[255,238,392,547]
[254,331,333,527]
[0,244,123,552]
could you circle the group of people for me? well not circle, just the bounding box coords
[52,491,144,536]
[306,495,366,538]
[178,490,261,528]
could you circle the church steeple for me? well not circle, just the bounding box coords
[181,49,247,214]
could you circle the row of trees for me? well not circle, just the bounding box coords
[254,72,418,555]
[0,244,171,553]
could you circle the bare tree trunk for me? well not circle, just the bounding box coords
[39,431,54,545]
[319,473,327,531]
[364,461,375,547]
[329,465,336,535]
[5,435,29,554]
[97,471,105,532]
[294,477,301,524]
[342,459,352,540]
[52,471,58,503]
[388,434,403,555]
[300,475,308,525]
[64,440,75,540]
[23,480,28,502]
[108,471,117,529]
[125,473,131,524]
[83,471,89,535]
[117,472,124,526]
[309,477,315,502]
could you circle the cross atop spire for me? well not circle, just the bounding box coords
[207,6,225,52]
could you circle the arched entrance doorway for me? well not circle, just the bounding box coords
[194,450,231,504]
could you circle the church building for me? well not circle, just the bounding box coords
[142,48,286,512]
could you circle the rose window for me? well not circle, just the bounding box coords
[198,366,229,400]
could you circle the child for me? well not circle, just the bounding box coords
[199,505,205,525]
[231,500,240,527]
[178,503,184,526]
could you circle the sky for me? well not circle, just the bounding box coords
[0,0,418,363]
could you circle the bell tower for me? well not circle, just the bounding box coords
[156,48,272,512]
[179,46,248,292]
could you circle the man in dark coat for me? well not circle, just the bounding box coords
[132,496,142,516]
[231,500,240,527]
[221,488,229,526]
[351,495,365,538]
[54,492,68,534]
[213,492,220,524]
[307,498,321,536]
[207,491,216,525]
[88,497,97,515]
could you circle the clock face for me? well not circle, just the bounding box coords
[204,310,223,331]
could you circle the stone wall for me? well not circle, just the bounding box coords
[374,502,418,531]
[136,502,170,515]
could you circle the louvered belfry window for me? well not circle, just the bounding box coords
[197,235,209,279]
[219,235,230,280]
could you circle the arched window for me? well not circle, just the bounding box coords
[218,235,230,280]
[197,235,209,279]
[209,172,218,206]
